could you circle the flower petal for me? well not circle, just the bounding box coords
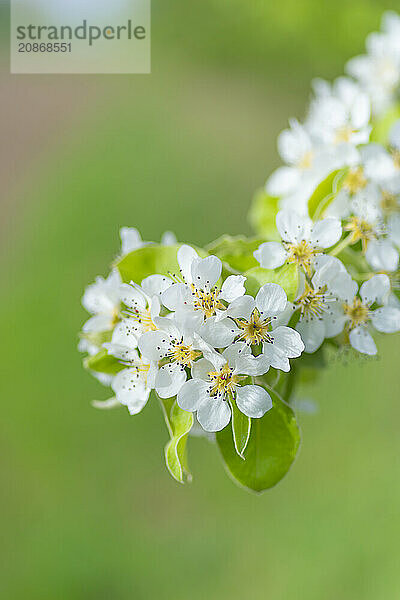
[138,330,171,361]
[161,283,190,311]
[349,327,377,355]
[177,245,198,283]
[296,319,325,353]
[156,363,187,399]
[199,317,239,348]
[270,326,305,358]
[256,283,287,317]
[119,283,147,310]
[191,256,222,289]
[253,242,287,269]
[225,296,256,321]
[371,306,400,333]
[309,217,342,248]
[141,274,173,297]
[220,275,246,302]
[111,368,150,413]
[360,274,390,305]
[365,240,399,273]
[197,398,231,432]
[236,385,272,418]
[177,379,210,412]
[276,209,310,243]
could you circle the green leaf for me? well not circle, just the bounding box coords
[84,348,124,375]
[248,189,280,239]
[371,103,400,144]
[230,397,251,459]
[159,398,193,484]
[206,235,264,272]
[217,389,300,493]
[244,264,299,301]
[308,169,347,220]
[115,244,207,285]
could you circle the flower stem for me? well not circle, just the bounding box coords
[329,234,353,257]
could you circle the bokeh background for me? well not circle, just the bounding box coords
[1,1,400,598]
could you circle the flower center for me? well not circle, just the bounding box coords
[236,308,273,345]
[207,363,240,399]
[285,239,315,276]
[343,297,369,329]
[380,190,399,215]
[391,148,400,170]
[335,125,355,144]
[344,217,376,252]
[298,150,314,170]
[190,284,224,318]
[129,307,157,332]
[343,167,368,195]
[296,282,329,320]
[169,340,200,367]
[111,307,120,327]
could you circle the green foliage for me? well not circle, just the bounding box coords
[116,244,182,284]
[159,398,193,483]
[229,395,251,458]
[244,264,299,301]
[248,189,280,240]
[217,388,300,492]
[206,234,264,272]
[371,103,400,145]
[84,348,125,375]
[308,169,347,220]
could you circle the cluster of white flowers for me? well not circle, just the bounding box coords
[79,15,400,489]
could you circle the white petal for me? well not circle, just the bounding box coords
[360,274,390,305]
[220,275,246,302]
[103,342,139,362]
[191,358,214,381]
[235,385,272,418]
[309,217,342,248]
[234,352,270,376]
[262,343,290,372]
[156,363,187,399]
[253,242,287,269]
[141,274,173,297]
[296,319,325,353]
[161,231,177,245]
[119,227,144,255]
[225,295,256,321]
[138,330,171,361]
[276,209,310,243]
[82,314,113,333]
[161,283,190,311]
[199,317,239,348]
[191,256,222,289]
[197,398,231,432]
[256,283,287,317]
[270,326,305,358]
[365,240,399,273]
[349,327,377,355]
[222,342,250,369]
[111,319,138,348]
[266,166,300,196]
[177,379,210,412]
[111,368,149,413]
[119,283,146,310]
[371,306,400,333]
[177,245,198,284]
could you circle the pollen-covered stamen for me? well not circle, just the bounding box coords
[390,147,400,170]
[111,307,120,327]
[190,283,224,318]
[334,125,356,144]
[207,364,241,400]
[344,216,376,252]
[284,239,316,276]
[119,362,150,383]
[235,308,274,345]
[168,339,200,368]
[124,306,157,332]
[343,297,370,330]
[342,167,368,195]
[296,282,332,320]
[298,150,313,170]
[380,190,399,216]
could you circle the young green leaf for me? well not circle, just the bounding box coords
[206,235,264,272]
[216,389,300,493]
[308,169,347,220]
[244,264,299,301]
[84,348,125,375]
[159,398,193,484]
[248,189,280,239]
[229,396,251,459]
[370,103,400,144]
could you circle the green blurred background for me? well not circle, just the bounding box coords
[1,1,400,598]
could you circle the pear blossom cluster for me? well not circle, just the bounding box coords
[79,15,400,489]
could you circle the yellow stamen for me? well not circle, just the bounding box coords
[343,297,369,329]
[380,190,399,216]
[208,363,240,399]
[342,167,368,195]
[236,308,273,345]
[190,284,224,318]
[169,341,200,367]
[298,150,314,170]
[344,217,376,253]
[335,125,355,144]
[285,239,316,276]
[296,282,328,320]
